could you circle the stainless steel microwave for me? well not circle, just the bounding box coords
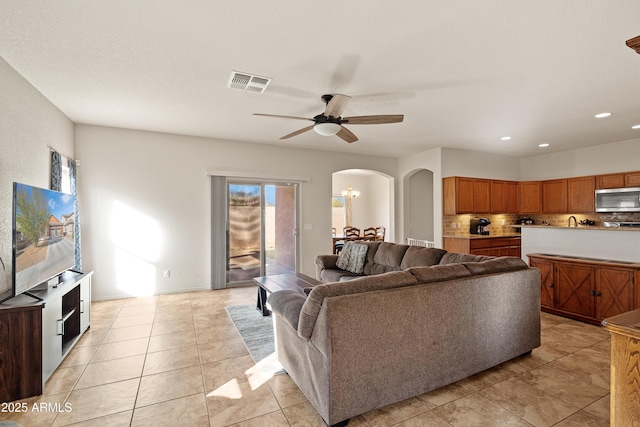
[595,187,640,212]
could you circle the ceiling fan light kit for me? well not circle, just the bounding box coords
[254,93,404,143]
[314,122,341,136]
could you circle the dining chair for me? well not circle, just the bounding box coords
[375,226,385,241]
[335,226,360,254]
[363,227,376,240]
[344,226,360,239]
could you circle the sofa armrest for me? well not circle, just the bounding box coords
[267,290,307,332]
[315,255,339,280]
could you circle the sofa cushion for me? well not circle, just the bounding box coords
[463,257,528,275]
[439,252,494,265]
[268,290,307,330]
[298,270,419,339]
[336,241,369,274]
[400,246,448,269]
[406,264,472,284]
[364,242,410,275]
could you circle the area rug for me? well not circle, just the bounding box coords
[225,304,284,375]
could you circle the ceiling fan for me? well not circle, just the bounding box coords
[253,94,404,143]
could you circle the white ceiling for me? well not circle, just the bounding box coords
[2,1,640,158]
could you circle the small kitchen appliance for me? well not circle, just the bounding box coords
[470,218,491,235]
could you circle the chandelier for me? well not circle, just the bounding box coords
[341,184,360,199]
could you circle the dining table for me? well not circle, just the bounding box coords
[332,234,376,254]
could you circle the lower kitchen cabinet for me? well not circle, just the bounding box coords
[528,254,636,324]
[444,236,521,257]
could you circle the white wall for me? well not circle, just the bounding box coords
[441,147,521,180]
[0,58,75,299]
[75,125,398,300]
[520,138,640,180]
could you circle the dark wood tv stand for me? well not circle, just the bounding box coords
[0,270,92,402]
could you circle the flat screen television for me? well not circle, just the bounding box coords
[3,182,77,303]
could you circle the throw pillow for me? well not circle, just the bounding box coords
[336,241,368,274]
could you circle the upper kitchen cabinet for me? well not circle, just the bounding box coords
[596,171,640,189]
[625,171,640,187]
[567,176,595,213]
[542,179,568,213]
[491,180,519,214]
[443,177,490,214]
[519,181,542,214]
[596,173,625,189]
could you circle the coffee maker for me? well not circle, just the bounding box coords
[470,218,491,235]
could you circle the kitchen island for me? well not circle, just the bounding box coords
[520,225,640,264]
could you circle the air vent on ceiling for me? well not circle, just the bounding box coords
[228,71,272,93]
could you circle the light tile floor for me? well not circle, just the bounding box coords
[1,286,611,426]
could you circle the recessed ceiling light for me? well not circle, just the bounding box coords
[501,136,511,141]
[594,112,612,118]
[538,143,550,148]
[632,124,640,129]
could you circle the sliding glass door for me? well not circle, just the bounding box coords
[226,182,297,285]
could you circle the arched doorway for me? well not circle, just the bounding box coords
[403,169,434,242]
[331,169,394,242]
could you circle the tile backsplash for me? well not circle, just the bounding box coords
[443,212,640,236]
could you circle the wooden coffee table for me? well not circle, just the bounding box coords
[253,273,321,316]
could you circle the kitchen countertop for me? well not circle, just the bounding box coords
[516,224,640,232]
[443,233,522,239]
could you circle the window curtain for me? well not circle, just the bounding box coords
[50,150,82,272]
[69,159,82,272]
[51,151,62,191]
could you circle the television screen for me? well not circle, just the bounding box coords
[12,182,76,298]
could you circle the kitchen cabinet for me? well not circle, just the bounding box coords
[625,171,640,187]
[602,309,640,427]
[542,179,568,213]
[567,176,595,213]
[444,236,521,257]
[529,257,554,309]
[596,173,625,189]
[519,181,542,214]
[473,179,490,213]
[443,177,489,214]
[596,170,640,189]
[490,180,519,214]
[527,254,636,324]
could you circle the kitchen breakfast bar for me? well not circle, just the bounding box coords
[520,224,640,264]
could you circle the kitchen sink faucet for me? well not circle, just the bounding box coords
[568,216,577,227]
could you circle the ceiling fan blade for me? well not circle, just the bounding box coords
[324,94,351,118]
[253,113,313,121]
[280,125,314,140]
[336,126,358,143]
[342,114,404,125]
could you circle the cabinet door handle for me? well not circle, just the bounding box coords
[80,299,85,314]
[595,291,602,297]
[57,319,64,336]
[549,282,554,288]
[589,290,595,296]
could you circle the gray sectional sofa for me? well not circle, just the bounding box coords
[268,242,541,426]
